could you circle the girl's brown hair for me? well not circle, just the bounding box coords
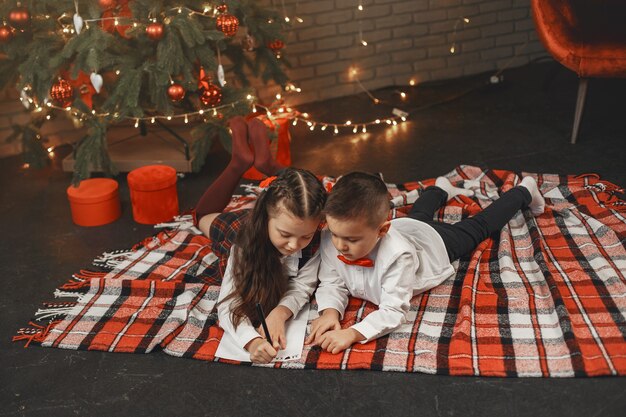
[223,168,326,328]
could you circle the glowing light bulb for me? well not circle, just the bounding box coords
[292,119,298,126]
[151,117,155,123]
[409,79,416,86]
[353,126,357,133]
[134,119,139,128]
[346,120,352,125]
[375,119,381,124]
[334,126,339,134]
[400,92,406,99]
[321,125,327,131]
[167,116,172,120]
[361,40,368,46]
[199,110,204,115]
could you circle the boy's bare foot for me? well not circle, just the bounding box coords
[228,116,253,171]
[247,118,285,176]
[435,177,475,201]
[519,176,545,216]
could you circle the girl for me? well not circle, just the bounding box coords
[195,117,326,364]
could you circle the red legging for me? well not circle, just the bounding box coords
[195,117,285,218]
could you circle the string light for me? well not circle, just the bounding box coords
[450,17,470,55]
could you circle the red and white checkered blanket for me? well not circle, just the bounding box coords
[15,166,626,377]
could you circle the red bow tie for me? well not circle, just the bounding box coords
[337,255,374,267]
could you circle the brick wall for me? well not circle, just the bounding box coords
[255,0,547,105]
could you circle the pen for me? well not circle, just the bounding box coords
[256,303,274,346]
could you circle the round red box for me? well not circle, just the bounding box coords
[127,165,179,224]
[67,178,121,227]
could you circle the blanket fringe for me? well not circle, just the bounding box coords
[154,214,202,235]
[13,321,60,348]
[34,302,77,320]
[59,278,91,291]
[92,249,134,269]
[53,289,83,298]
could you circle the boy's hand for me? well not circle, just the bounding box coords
[245,337,278,364]
[318,328,364,354]
[257,305,292,350]
[305,309,341,345]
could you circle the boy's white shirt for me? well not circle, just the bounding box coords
[217,245,321,349]
[315,217,456,342]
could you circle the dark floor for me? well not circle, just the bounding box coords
[1,61,625,417]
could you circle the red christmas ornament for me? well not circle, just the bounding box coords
[167,83,185,102]
[267,39,285,52]
[200,82,222,107]
[50,79,74,108]
[216,13,239,37]
[98,0,116,9]
[8,6,31,29]
[0,26,13,43]
[145,22,164,40]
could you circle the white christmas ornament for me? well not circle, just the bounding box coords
[73,13,84,34]
[217,64,226,86]
[90,72,103,93]
[20,89,30,109]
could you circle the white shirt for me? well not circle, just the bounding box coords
[315,217,455,342]
[217,245,320,349]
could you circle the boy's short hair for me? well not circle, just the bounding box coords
[325,172,390,228]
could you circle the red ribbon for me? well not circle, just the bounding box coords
[198,67,211,90]
[337,255,374,267]
[101,2,132,38]
[62,70,96,109]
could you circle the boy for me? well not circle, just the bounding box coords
[305,172,545,354]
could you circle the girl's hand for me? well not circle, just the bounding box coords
[318,328,363,354]
[305,309,341,345]
[259,305,292,350]
[245,337,278,364]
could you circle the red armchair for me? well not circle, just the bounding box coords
[531,0,626,143]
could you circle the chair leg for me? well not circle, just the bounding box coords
[571,78,589,144]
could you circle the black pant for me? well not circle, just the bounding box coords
[407,186,532,262]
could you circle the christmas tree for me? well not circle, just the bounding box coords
[0,0,289,183]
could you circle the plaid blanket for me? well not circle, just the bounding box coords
[14,165,626,377]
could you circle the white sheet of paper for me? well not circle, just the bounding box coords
[215,304,310,362]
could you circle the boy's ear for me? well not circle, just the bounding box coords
[378,221,391,238]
